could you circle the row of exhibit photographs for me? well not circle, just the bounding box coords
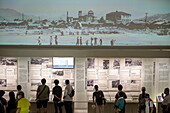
[0,57,142,68]
[87,58,142,69]
[0,57,142,90]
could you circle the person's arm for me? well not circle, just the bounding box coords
[165,103,170,111]
[93,92,95,104]
[63,86,68,99]
[16,108,21,113]
[162,93,164,99]
[4,105,6,113]
[150,107,154,113]
[36,86,40,100]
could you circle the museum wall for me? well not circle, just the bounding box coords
[0,57,170,103]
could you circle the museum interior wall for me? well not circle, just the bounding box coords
[0,57,169,111]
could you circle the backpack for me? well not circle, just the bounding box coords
[149,100,156,113]
[69,89,75,97]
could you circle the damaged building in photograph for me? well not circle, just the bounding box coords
[106,11,131,25]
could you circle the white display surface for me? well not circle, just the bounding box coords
[53,57,74,68]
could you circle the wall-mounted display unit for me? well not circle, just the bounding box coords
[53,57,74,69]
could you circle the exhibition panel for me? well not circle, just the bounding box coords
[0,57,169,101]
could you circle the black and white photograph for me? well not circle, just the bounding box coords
[42,58,50,64]
[131,80,136,84]
[31,58,42,65]
[46,64,53,68]
[113,59,120,69]
[0,79,7,87]
[87,58,95,68]
[31,79,41,87]
[53,70,64,76]
[0,57,6,65]
[112,80,120,88]
[125,58,142,66]
[87,80,94,86]
[0,0,170,46]
[6,58,17,66]
[63,80,74,87]
[103,60,109,69]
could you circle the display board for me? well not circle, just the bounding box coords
[53,57,74,68]
[0,57,18,100]
[86,58,143,102]
[0,0,170,46]
[29,57,75,101]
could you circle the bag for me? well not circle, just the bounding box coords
[69,89,75,97]
[57,101,64,107]
[36,85,46,101]
[149,100,156,113]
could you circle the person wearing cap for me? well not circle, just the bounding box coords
[0,90,7,113]
[16,92,31,113]
[161,88,170,113]
[144,94,154,113]
[138,87,149,113]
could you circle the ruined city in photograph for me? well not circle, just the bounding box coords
[0,0,170,46]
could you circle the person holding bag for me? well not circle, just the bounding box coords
[36,78,50,113]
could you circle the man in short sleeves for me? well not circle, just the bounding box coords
[36,78,50,113]
[162,88,170,113]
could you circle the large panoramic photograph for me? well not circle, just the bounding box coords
[0,0,170,46]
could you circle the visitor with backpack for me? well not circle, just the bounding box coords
[93,85,105,113]
[115,92,125,113]
[63,80,74,113]
[0,90,7,113]
[114,85,127,113]
[144,94,156,113]
[138,87,149,113]
[52,79,63,113]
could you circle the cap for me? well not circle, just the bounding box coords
[144,94,150,98]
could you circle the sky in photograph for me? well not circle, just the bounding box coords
[0,0,170,19]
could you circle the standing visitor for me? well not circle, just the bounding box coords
[7,91,17,113]
[93,85,105,113]
[16,92,30,113]
[63,80,73,113]
[144,94,156,113]
[0,90,7,113]
[115,92,125,113]
[115,85,127,113]
[36,78,50,113]
[16,85,24,102]
[162,88,170,113]
[138,87,149,113]
[52,79,62,113]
